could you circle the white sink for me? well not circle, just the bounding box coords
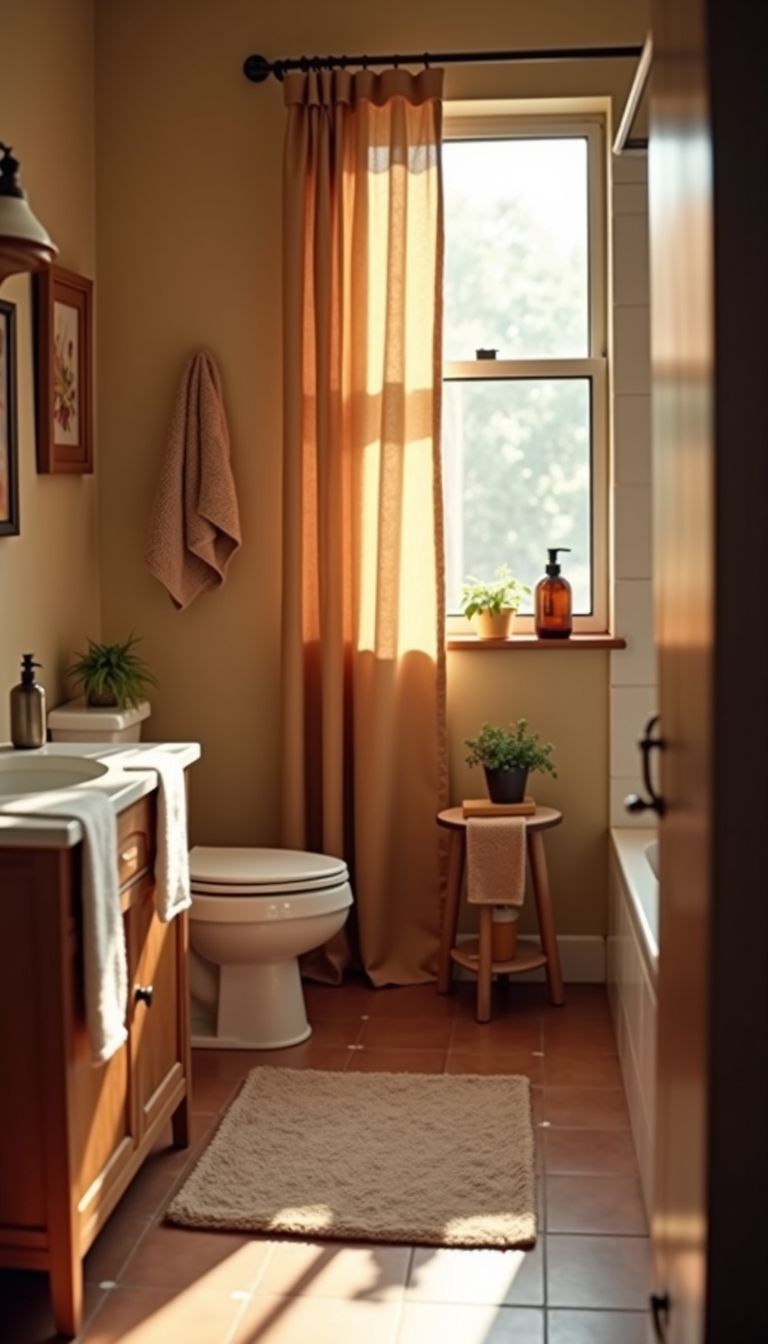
[0,755,109,796]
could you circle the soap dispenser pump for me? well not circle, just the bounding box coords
[10,654,47,748]
[535,548,572,639]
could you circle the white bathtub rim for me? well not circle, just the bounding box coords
[611,827,659,980]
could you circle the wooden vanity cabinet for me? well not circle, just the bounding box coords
[0,789,191,1337]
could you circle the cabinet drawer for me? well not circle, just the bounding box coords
[117,796,156,889]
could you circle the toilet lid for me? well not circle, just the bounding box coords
[189,846,348,892]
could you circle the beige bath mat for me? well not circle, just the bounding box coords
[167,1067,536,1248]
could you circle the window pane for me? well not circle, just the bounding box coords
[443,379,592,614]
[443,138,589,360]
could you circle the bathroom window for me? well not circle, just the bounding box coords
[442,114,608,633]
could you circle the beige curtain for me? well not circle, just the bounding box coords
[281,67,447,986]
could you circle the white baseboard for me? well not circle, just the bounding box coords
[454,933,606,984]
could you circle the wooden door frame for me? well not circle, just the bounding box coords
[650,1,768,1338]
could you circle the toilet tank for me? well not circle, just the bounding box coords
[47,699,151,743]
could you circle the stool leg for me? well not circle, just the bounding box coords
[437,831,465,994]
[528,830,565,1006]
[476,906,493,1023]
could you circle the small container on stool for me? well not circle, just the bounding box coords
[491,907,519,961]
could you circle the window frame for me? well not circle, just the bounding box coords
[441,112,609,636]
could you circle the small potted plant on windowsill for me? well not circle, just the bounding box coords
[461,565,532,640]
[66,634,157,709]
[465,718,557,804]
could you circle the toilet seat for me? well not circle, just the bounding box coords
[189,845,348,895]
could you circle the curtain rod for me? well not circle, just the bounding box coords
[243,45,644,84]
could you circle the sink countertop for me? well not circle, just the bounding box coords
[0,741,201,849]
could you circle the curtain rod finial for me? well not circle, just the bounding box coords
[243,53,273,83]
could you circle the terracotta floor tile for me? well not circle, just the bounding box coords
[302,982,380,1018]
[120,1225,269,1291]
[446,1051,543,1083]
[542,1086,630,1130]
[0,1269,104,1344]
[546,1235,651,1310]
[225,1043,354,1072]
[233,1292,402,1344]
[80,1282,247,1344]
[543,986,612,1014]
[453,982,547,1019]
[451,1018,543,1053]
[544,1051,623,1088]
[547,1307,648,1343]
[406,1243,544,1307]
[188,1071,242,1113]
[112,1151,195,1221]
[368,984,456,1018]
[546,1176,647,1235]
[544,1129,640,1178]
[347,1047,447,1073]
[259,1240,411,1300]
[360,1015,454,1050]
[307,1016,367,1047]
[84,1213,152,1284]
[542,1016,618,1054]
[397,1302,545,1343]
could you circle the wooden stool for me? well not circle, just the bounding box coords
[436,806,565,1021]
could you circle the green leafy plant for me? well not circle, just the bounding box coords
[461,564,531,619]
[67,635,157,710]
[465,719,557,777]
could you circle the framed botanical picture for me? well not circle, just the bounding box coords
[35,264,93,473]
[0,299,19,536]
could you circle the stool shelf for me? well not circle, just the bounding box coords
[450,939,548,976]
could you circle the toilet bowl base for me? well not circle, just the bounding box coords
[197,956,312,1050]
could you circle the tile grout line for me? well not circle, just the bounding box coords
[221,1241,277,1344]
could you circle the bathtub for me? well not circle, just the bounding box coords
[608,828,659,1215]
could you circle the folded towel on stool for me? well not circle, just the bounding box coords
[146,351,241,609]
[466,816,526,906]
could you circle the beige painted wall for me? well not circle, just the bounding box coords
[0,0,99,737]
[95,0,647,933]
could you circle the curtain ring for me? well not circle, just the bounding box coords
[361,54,369,70]
[393,54,400,69]
[423,52,431,69]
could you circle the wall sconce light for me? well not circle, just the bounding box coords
[0,142,58,285]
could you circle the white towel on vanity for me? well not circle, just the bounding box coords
[0,789,128,1064]
[125,752,191,922]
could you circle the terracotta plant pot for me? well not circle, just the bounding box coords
[483,765,529,804]
[471,608,515,640]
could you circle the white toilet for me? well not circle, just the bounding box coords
[188,846,353,1050]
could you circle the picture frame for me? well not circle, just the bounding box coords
[0,299,19,536]
[35,264,93,474]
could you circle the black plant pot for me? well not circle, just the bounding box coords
[483,765,529,804]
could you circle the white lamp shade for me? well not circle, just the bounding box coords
[0,182,58,283]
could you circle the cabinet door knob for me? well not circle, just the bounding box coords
[134,984,154,1007]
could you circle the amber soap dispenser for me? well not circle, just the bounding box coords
[535,547,572,639]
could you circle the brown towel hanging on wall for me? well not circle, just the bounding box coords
[145,351,242,609]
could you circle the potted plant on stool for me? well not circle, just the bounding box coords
[465,718,557,803]
[461,565,531,640]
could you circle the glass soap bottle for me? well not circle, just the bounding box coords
[535,548,572,639]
